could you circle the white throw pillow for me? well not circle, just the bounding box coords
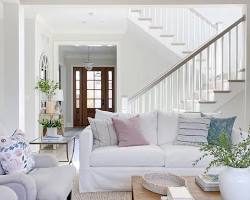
[174,115,211,146]
[0,129,35,174]
[88,117,118,148]
[95,109,118,120]
[138,112,158,145]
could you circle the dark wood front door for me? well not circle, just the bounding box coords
[73,67,115,127]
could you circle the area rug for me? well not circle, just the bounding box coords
[72,175,132,200]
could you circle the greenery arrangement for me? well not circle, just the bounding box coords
[193,127,250,173]
[35,79,59,100]
[38,118,62,128]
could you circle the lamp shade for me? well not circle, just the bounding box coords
[54,89,64,101]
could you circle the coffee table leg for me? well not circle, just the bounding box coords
[68,138,75,165]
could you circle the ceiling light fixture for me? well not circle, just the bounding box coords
[83,46,94,71]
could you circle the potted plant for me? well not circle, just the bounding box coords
[38,118,62,137]
[194,128,250,200]
[35,79,59,113]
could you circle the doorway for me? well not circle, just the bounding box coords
[73,67,115,127]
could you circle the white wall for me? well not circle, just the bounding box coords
[119,19,180,97]
[61,55,116,127]
[24,15,53,140]
[0,2,25,134]
[0,2,4,129]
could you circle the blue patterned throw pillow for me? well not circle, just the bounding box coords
[207,117,236,145]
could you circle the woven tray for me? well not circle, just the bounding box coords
[142,173,187,195]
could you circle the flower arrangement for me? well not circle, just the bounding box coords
[38,118,62,128]
[35,79,59,101]
[193,127,250,172]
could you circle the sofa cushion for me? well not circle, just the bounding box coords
[157,112,202,145]
[29,165,76,200]
[90,145,165,167]
[161,144,212,168]
[139,112,158,144]
[95,109,118,120]
[157,112,179,145]
[112,116,149,147]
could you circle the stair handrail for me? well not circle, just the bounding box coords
[129,15,246,101]
[188,8,218,31]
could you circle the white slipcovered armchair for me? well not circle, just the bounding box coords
[0,154,76,200]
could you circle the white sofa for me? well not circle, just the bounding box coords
[79,111,243,193]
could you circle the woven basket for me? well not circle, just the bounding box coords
[142,173,187,195]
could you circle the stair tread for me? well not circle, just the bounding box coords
[160,34,175,37]
[131,9,142,12]
[138,17,152,21]
[213,90,231,93]
[199,100,216,104]
[182,50,193,54]
[171,42,185,46]
[228,79,245,82]
[149,26,163,29]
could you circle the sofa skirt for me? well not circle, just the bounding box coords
[79,167,211,193]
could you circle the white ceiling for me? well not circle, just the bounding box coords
[24,6,129,34]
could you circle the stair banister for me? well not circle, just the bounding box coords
[128,15,246,113]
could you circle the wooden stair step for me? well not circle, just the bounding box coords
[228,80,245,82]
[199,100,216,104]
[171,42,185,46]
[160,34,174,37]
[130,9,142,13]
[213,90,231,93]
[138,17,152,21]
[182,50,193,54]
[149,26,163,29]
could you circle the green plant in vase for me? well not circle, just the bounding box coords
[193,127,250,200]
[35,79,59,113]
[38,118,62,137]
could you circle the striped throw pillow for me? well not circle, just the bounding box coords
[88,117,118,149]
[174,115,211,146]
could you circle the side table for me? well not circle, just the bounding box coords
[30,136,76,165]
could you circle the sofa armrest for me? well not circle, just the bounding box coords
[0,185,18,200]
[0,173,37,200]
[231,128,249,144]
[33,154,58,168]
[79,127,93,169]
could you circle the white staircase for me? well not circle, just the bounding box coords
[129,7,218,57]
[128,12,246,114]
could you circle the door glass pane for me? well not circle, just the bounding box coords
[108,71,112,80]
[95,99,101,108]
[76,90,80,99]
[87,100,94,108]
[76,81,80,89]
[109,81,112,89]
[76,71,80,80]
[95,81,101,89]
[94,71,101,80]
[87,81,94,89]
[76,100,80,108]
[95,90,101,98]
[87,90,94,98]
[109,99,112,108]
[87,71,94,80]
[109,90,112,98]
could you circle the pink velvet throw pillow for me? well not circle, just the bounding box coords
[112,116,149,147]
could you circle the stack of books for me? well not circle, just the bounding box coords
[165,187,194,200]
[195,174,219,191]
[42,135,63,141]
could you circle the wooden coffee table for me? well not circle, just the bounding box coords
[132,176,221,200]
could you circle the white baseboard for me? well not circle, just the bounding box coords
[66,122,73,128]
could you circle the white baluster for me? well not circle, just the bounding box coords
[199,52,202,100]
[228,31,231,80]
[221,36,224,90]
[214,41,217,89]
[236,25,239,80]
[207,47,210,100]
